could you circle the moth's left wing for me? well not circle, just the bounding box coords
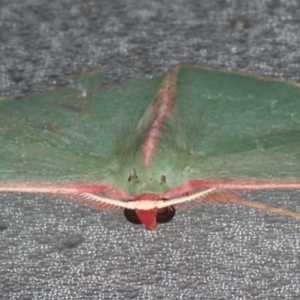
[0,71,163,191]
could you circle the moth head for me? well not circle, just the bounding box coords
[123,194,176,230]
[78,188,215,230]
[124,205,176,230]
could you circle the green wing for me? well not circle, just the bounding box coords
[173,66,300,181]
[0,71,162,185]
[1,66,299,196]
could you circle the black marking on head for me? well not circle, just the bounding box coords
[160,175,166,185]
[128,169,138,182]
[156,206,176,223]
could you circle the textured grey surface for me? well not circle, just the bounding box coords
[1,0,300,299]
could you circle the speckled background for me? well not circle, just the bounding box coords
[1,1,300,299]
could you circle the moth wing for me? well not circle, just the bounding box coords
[173,66,300,182]
[0,71,163,187]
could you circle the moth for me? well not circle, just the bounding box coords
[1,65,299,230]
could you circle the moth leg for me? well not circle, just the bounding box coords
[206,192,300,219]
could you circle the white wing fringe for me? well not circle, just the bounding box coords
[78,188,217,210]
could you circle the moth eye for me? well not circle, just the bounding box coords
[123,209,141,225]
[156,206,176,224]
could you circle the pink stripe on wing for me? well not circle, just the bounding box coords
[189,179,300,190]
[142,73,177,167]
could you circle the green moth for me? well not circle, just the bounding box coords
[1,65,299,230]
